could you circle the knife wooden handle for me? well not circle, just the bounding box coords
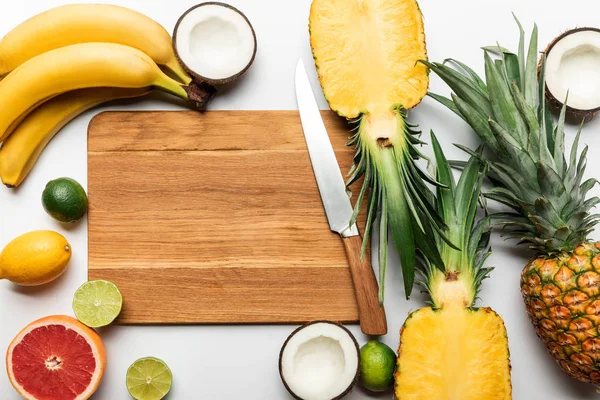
[342,235,387,336]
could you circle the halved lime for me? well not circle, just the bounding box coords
[127,357,173,400]
[72,280,123,328]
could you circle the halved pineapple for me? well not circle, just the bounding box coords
[396,307,512,400]
[393,135,512,399]
[310,0,442,299]
[310,0,428,117]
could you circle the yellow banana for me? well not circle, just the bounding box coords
[0,88,151,188]
[0,4,191,84]
[0,42,191,143]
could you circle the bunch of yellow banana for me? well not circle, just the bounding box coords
[0,4,213,188]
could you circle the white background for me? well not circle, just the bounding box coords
[1,0,600,399]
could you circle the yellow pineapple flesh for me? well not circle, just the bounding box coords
[310,0,428,117]
[395,305,511,400]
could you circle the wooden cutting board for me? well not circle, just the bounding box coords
[88,110,366,324]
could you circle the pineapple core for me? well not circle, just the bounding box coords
[309,0,429,118]
[395,307,512,400]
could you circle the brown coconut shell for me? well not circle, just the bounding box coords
[278,320,360,400]
[539,27,600,124]
[173,2,257,86]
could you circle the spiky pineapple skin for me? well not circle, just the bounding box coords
[521,242,600,383]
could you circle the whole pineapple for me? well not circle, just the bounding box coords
[425,20,600,383]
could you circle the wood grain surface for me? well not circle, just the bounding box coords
[88,110,367,324]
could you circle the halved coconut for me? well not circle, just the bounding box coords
[173,2,257,85]
[544,27,600,122]
[279,321,360,400]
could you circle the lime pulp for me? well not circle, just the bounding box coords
[127,357,173,400]
[72,280,122,328]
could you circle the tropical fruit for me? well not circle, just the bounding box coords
[42,177,88,223]
[0,88,151,188]
[0,4,222,189]
[310,0,447,299]
[73,280,123,328]
[0,230,71,285]
[0,3,191,84]
[127,357,173,400]
[0,42,194,143]
[6,315,106,400]
[426,19,600,384]
[359,340,395,392]
[394,136,512,399]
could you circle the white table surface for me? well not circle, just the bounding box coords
[2,1,600,399]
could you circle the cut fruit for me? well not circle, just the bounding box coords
[310,0,443,300]
[310,0,428,118]
[544,27,600,121]
[73,280,123,328]
[392,137,512,399]
[126,357,173,400]
[6,315,106,400]
[279,321,359,400]
[395,307,511,400]
[173,2,257,85]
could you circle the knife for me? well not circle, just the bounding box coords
[295,59,387,336]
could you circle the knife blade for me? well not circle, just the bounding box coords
[295,59,358,238]
[295,59,387,335]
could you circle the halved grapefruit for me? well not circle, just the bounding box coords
[6,315,106,400]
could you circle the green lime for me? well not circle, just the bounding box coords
[73,280,123,328]
[42,177,88,223]
[359,340,396,392]
[127,357,173,400]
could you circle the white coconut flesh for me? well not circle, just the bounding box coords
[175,4,255,81]
[280,322,358,400]
[546,30,600,111]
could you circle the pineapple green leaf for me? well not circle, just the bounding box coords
[484,52,528,146]
[524,24,539,107]
[451,94,500,152]
[429,19,600,255]
[481,45,513,55]
[580,178,599,199]
[457,151,487,243]
[538,56,555,149]
[513,13,526,91]
[553,100,568,175]
[443,58,488,94]
[537,162,566,200]
[421,60,492,117]
[379,190,389,303]
[503,52,521,89]
[427,92,464,120]
[508,82,539,151]
[349,158,372,227]
[360,172,379,259]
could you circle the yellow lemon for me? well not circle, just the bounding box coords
[0,230,71,286]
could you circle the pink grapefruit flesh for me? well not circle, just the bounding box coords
[6,315,106,400]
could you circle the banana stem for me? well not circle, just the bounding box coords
[156,75,216,111]
[164,58,193,85]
